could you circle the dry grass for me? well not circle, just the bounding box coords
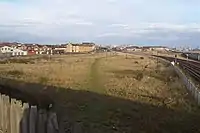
[0,52,199,133]
[100,54,197,111]
[0,53,106,90]
[0,53,197,110]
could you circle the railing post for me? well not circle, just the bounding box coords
[198,92,200,105]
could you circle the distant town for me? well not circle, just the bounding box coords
[0,42,199,57]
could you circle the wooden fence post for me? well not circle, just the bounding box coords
[37,109,47,133]
[21,103,30,133]
[2,95,6,132]
[0,94,3,131]
[16,100,23,133]
[29,106,37,133]
[4,95,11,133]
[47,110,59,133]
[10,99,17,133]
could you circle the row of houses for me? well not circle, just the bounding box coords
[0,42,96,56]
[123,46,169,52]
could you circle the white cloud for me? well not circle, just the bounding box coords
[97,33,120,37]
[109,24,128,27]
[0,0,200,46]
[146,23,200,32]
[75,22,94,26]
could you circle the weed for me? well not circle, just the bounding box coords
[6,70,24,77]
[134,61,139,64]
[0,60,9,64]
[0,59,34,64]
[41,56,50,61]
[38,77,49,84]
[135,72,144,81]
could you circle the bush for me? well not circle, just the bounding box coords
[6,70,24,77]
[6,59,30,64]
[140,57,144,59]
[0,60,7,64]
[38,77,49,84]
[136,72,144,81]
[41,56,50,61]
[134,61,139,64]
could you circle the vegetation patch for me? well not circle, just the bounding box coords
[135,72,144,81]
[140,57,144,59]
[111,69,145,81]
[0,53,199,133]
[0,58,35,64]
[6,70,24,77]
[38,77,49,84]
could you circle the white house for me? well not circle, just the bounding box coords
[1,46,13,53]
[0,46,27,56]
[11,49,27,56]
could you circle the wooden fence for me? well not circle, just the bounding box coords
[0,86,59,133]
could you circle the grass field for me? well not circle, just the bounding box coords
[0,52,200,133]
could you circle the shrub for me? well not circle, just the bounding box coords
[136,72,144,81]
[6,59,30,64]
[134,61,139,64]
[38,77,49,84]
[0,60,7,64]
[6,70,24,77]
[140,57,144,59]
[41,56,50,60]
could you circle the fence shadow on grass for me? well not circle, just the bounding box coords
[0,78,200,133]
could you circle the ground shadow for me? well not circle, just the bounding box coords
[0,78,200,133]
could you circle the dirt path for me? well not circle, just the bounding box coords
[89,57,105,93]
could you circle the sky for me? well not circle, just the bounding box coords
[0,0,200,47]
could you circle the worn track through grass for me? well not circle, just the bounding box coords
[89,57,105,93]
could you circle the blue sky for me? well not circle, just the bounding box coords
[0,0,200,47]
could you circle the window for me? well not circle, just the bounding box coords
[18,52,20,55]
[5,48,7,50]
[1,48,3,50]
[21,52,23,55]
[8,48,10,50]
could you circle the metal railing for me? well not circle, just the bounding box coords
[173,65,200,105]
